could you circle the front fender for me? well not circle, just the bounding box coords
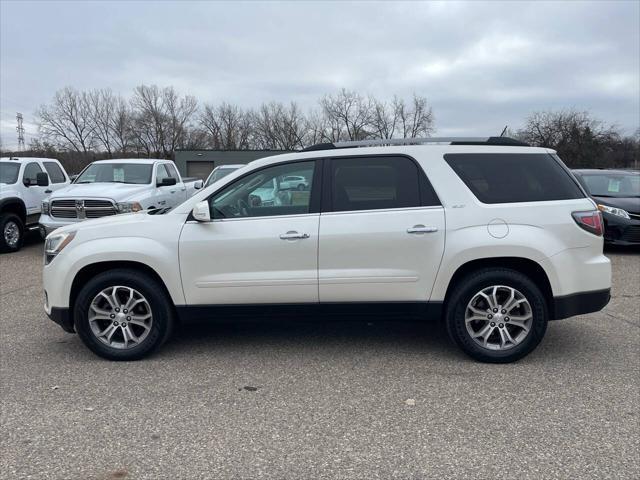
[44,236,186,309]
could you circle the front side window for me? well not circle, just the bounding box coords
[156,164,170,184]
[165,163,179,180]
[75,163,153,184]
[444,153,585,204]
[206,167,239,187]
[0,162,20,184]
[210,161,315,219]
[23,162,43,184]
[329,156,432,212]
[43,161,66,183]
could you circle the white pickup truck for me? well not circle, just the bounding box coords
[40,159,202,235]
[1,157,71,252]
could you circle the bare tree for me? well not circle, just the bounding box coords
[199,103,253,149]
[252,102,307,150]
[37,87,95,153]
[319,89,373,141]
[518,109,621,167]
[110,96,133,154]
[88,89,118,156]
[130,85,197,157]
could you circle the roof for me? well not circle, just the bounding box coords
[302,136,529,151]
[92,158,165,164]
[0,157,60,162]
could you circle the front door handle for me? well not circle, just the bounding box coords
[279,231,310,240]
[407,225,438,234]
[44,189,52,194]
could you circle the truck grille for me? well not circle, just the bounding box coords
[50,199,117,220]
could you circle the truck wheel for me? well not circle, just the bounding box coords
[74,269,174,361]
[445,268,548,363]
[0,213,24,253]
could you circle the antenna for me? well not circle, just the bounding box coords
[499,125,508,137]
[16,113,25,151]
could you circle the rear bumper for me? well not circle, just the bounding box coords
[47,307,75,333]
[551,288,611,320]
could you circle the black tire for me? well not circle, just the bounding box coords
[74,269,174,361]
[445,268,548,363]
[0,213,24,253]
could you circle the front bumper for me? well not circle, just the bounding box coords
[46,306,75,333]
[551,288,611,320]
[603,213,640,246]
[39,214,79,236]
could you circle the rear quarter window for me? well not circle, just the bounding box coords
[444,153,584,204]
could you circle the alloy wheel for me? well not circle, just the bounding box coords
[465,285,533,351]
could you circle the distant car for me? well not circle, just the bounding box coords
[0,157,71,252]
[279,175,309,190]
[573,169,640,246]
[204,165,245,187]
[40,159,203,235]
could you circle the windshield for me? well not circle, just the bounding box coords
[0,162,20,184]
[206,167,240,187]
[576,172,640,198]
[75,163,152,184]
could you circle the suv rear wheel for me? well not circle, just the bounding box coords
[74,269,174,360]
[445,268,548,363]
[0,213,24,253]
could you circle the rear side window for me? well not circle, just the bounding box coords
[43,161,66,183]
[444,153,584,204]
[329,156,439,212]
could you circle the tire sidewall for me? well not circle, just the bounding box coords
[0,213,24,253]
[74,270,172,360]
[446,269,548,363]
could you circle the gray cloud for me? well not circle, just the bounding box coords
[1,0,638,148]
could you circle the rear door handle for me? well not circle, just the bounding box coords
[407,225,438,234]
[279,231,310,240]
[44,189,52,194]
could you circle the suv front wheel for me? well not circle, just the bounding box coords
[74,269,174,360]
[446,268,548,363]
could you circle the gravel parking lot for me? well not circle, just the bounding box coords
[1,234,638,480]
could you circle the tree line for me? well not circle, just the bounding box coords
[2,85,638,173]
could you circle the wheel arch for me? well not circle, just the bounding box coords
[442,257,554,314]
[69,261,175,319]
[0,197,27,222]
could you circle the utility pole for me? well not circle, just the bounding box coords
[16,113,25,151]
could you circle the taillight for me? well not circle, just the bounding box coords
[572,210,603,236]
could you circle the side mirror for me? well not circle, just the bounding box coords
[192,201,211,222]
[194,180,204,190]
[158,177,177,187]
[36,172,50,187]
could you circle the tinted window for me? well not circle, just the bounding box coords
[444,153,584,204]
[330,156,437,212]
[0,162,20,184]
[43,161,66,183]
[23,162,43,183]
[210,161,316,219]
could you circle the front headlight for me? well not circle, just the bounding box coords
[597,204,630,219]
[116,202,143,213]
[42,201,50,215]
[44,231,76,265]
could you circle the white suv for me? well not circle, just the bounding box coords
[42,137,611,363]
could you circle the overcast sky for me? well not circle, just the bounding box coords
[1,0,638,149]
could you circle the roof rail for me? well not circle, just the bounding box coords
[302,136,529,151]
